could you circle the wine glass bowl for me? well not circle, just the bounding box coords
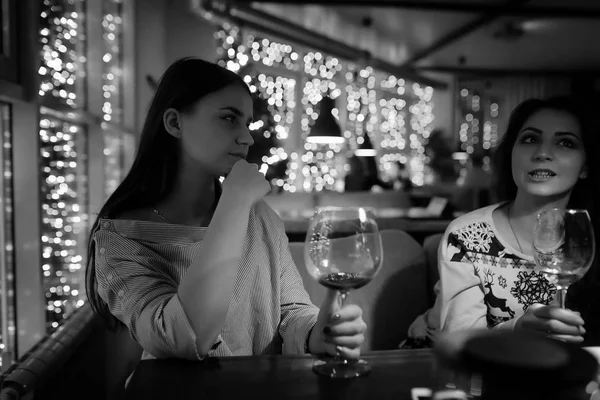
[304,206,383,378]
[533,208,595,308]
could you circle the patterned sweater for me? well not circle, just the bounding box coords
[404,203,557,346]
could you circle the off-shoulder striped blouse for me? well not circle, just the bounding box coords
[92,200,319,361]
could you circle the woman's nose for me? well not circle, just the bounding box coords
[533,143,553,161]
[237,127,254,146]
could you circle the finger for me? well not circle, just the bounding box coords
[522,316,583,336]
[324,320,367,336]
[548,334,585,344]
[542,318,585,336]
[325,334,364,349]
[328,304,362,323]
[533,306,585,326]
[335,346,361,360]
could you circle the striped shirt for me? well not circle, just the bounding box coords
[93,200,319,361]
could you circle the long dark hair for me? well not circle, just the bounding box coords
[85,58,250,330]
[493,96,600,344]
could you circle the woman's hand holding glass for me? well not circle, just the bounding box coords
[308,289,366,360]
[515,303,585,343]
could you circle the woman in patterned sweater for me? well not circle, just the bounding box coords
[403,96,600,348]
[85,58,366,361]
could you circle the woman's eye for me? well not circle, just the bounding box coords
[223,115,237,124]
[520,135,537,144]
[558,139,575,148]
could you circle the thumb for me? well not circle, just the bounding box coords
[526,303,545,318]
[528,303,545,312]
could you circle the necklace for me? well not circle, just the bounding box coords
[507,204,525,254]
[152,207,170,223]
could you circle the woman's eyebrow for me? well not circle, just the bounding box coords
[519,126,542,134]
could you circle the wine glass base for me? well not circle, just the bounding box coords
[312,358,371,379]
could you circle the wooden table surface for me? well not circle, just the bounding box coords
[124,349,438,400]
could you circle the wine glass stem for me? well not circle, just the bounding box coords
[339,291,348,307]
[335,291,349,364]
[556,287,568,309]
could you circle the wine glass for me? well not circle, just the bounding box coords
[304,206,383,378]
[533,208,595,309]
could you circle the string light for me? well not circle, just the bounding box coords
[407,83,435,186]
[300,53,343,192]
[102,0,125,196]
[38,0,86,109]
[101,1,123,123]
[38,0,88,333]
[216,25,296,191]
[458,86,500,155]
[214,23,438,191]
[39,116,88,333]
[0,104,16,367]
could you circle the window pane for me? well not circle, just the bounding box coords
[102,0,124,123]
[38,0,87,110]
[39,115,88,333]
[0,102,16,369]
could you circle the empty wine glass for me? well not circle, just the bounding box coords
[533,208,595,309]
[304,206,383,378]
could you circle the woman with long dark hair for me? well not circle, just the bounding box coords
[86,58,366,361]
[402,96,599,348]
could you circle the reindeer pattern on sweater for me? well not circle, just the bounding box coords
[446,220,557,327]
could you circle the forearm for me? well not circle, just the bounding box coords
[178,191,253,355]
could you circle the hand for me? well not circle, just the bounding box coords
[308,290,366,359]
[515,303,585,343]
[222,160,270,204]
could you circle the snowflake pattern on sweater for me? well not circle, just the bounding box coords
[449,220,557,327]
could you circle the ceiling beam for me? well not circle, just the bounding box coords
[415,65,600,77]
[240,1,600,19]
[399,0,531,67]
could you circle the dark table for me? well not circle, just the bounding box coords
[124,349,437,400]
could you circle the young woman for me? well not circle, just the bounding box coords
[403,96,599,348]
[85,58,366,361]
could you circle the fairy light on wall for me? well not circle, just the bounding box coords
[38,0,89,333]
[458,87,499,155]
[101,0,123,123]
[39,116,88,333]
[252,74,296,189]
[378,75,410,180]
[216,25,302,192]
[102,0,125,197]
[0,104,16,367]
[300,52,344,192]
[38,0,86,109]
[408,83,435,186]
[214,23,438,191]
[344,66,377,150]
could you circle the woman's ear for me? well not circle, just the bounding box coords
[163,108,182,138]
[580,166,588,179]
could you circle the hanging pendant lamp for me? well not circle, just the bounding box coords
[355,132,376,157]
[306,96,345,144]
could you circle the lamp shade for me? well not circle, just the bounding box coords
[306,96,345,144]
[355,133,376,157]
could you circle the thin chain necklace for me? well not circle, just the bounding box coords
[507,203,525,254]
[152,207,170,223]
